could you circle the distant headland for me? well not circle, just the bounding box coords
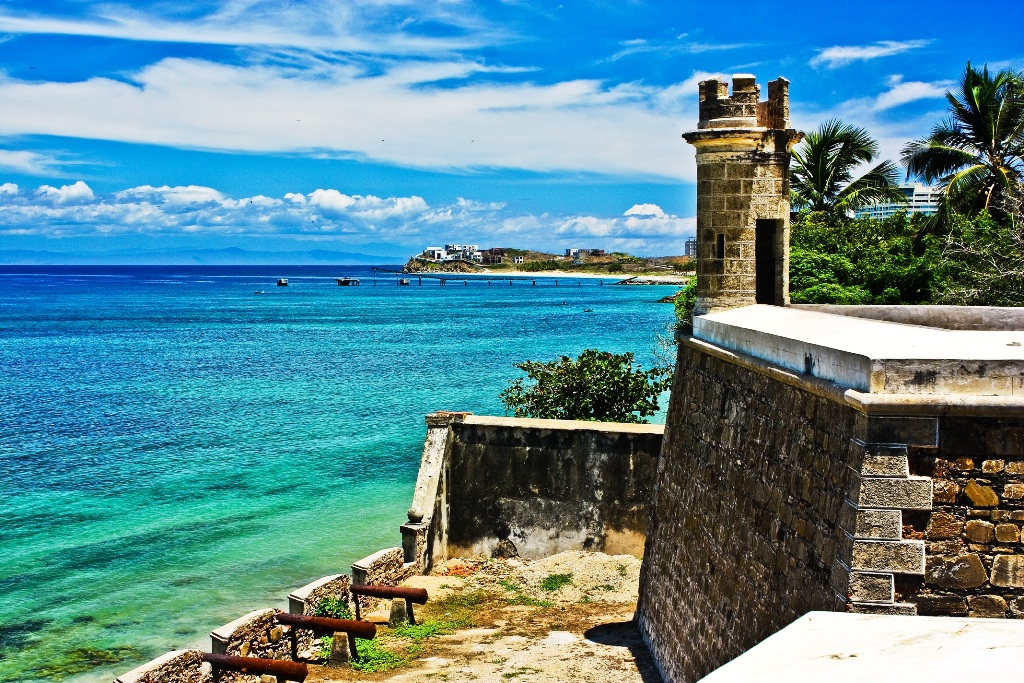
[404,243,694,280]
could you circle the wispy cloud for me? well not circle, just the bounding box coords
[0,149,67,175]
[0,58,704,181]
[873,74,952,111]
[0,181,693,253]
[608,37,750,62]
[810,40,931,69]
[0,1,498,56]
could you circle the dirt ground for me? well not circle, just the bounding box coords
[306,551,663,683]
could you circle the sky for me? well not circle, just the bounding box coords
[0,1,1021,262]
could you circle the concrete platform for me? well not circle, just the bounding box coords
[694,305,1024,395]
[699,611,1024,683]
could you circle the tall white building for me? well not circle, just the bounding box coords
[855,183,941,220]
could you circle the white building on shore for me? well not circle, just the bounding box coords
[855,183,941,220]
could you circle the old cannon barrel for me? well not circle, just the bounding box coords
[201,653,307,682]
[349,584,429,604]
[276,613,377,639]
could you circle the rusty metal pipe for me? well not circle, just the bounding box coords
[276,613,377,640]
[349,585,428,604]
[201,653,307,682]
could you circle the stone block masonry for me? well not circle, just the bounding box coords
[914,417,1024,618]
[637,324,1024,682]
[685,75,802,315]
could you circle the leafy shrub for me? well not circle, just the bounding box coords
[500,349,671,424]
[314,596,353,620]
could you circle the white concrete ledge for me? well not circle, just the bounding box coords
[694,305,1024,396]
[682,335,1024,417]
[699,611,1024,682]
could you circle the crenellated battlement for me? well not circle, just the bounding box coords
[697,74,790,130]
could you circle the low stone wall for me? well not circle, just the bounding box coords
[209,609,289,682]
[351,547,412,614]
[114,650,208,683]
[402,413,662,566]
[288,574,353,658]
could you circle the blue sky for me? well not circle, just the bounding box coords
[0,0,1021,261]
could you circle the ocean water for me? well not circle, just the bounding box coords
[0,265,677,683]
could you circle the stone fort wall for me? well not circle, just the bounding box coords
[637,335,1024,683]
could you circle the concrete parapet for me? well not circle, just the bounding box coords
[210,608,288,662]
[351,547,408,614]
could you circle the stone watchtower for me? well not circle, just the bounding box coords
[683,75,802,315]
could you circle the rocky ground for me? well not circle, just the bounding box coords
[306,551,662,683]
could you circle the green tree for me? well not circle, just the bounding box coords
[499,349,671,424]
[790,119,906,212]
[789,211,941,304]
[902,62,1024,225]
[933,198,1024,305]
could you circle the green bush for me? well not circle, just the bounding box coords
[789,210,941,304]
[673,281,697,330]
[313,596,353,620]
[500,349,672,423]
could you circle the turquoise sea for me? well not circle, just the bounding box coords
[0,265,677,683]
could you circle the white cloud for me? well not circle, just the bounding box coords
[608,38,750,62]
[36,180,95,205]
[0,57,703,181]
[810,40,931,69]
[307,189,357,213]
[0,2,494,56]
[0,180,693,253]
[624,203,667,218]
[872,75,951,111]
[0,149,65,175]
[116,185,226,205]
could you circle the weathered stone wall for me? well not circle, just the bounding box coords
[351,547,411,614]
[209,609,290,683]
[913,417,1024,617]
[636,337,950,682]
[288,574,353,658]
[114,650,209,683]
[439,415,662,561]
[637,340,862,683]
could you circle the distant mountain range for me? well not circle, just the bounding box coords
[0,247,404,265]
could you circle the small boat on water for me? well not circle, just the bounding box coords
[254,290,264,295]
[399,278,411,286]
[277,278,289,286]
[336,277,361,286]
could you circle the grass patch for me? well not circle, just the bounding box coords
[503,667,542,679]
[540,573,573,592]
[499,579,553,607]
[316,635,333,661]
[616,564,628,577]
[392,618,470,640]
[505,593,554,607]
[596,584,616,591]
[351,638,407,673]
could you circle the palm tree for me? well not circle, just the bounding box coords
[902,63,1024,223]
[790,119,905,213]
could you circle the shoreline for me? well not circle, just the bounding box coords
[413,269,690,284]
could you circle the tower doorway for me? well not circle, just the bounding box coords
[755,219,780,305]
